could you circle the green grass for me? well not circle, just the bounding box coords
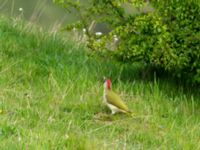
[0,16,200,150]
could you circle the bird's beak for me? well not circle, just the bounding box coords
[103,76,106,83]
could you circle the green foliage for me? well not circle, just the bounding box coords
[0,125,16,139]
[150,0,200,83]
[54,0,200,84]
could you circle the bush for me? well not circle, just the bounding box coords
[150,0,200,83]
[54,0,200,84]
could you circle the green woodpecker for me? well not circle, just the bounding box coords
[103,79,131,115]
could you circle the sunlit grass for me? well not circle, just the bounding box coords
[0,16,200,149]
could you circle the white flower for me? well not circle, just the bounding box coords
[83,28,86,32]
[64,134,69,139]
[95,32,102,36]
[113,35,119,41]
[19,8,23,12]
[18,136,21,141]
[72,27,76,31]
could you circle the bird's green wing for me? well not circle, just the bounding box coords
[106,90,129,111]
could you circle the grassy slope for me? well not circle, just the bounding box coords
[0,17,200,150]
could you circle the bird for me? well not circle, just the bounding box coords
[103,78,131,115]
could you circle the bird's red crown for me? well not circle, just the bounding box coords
[107,79,111,90]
